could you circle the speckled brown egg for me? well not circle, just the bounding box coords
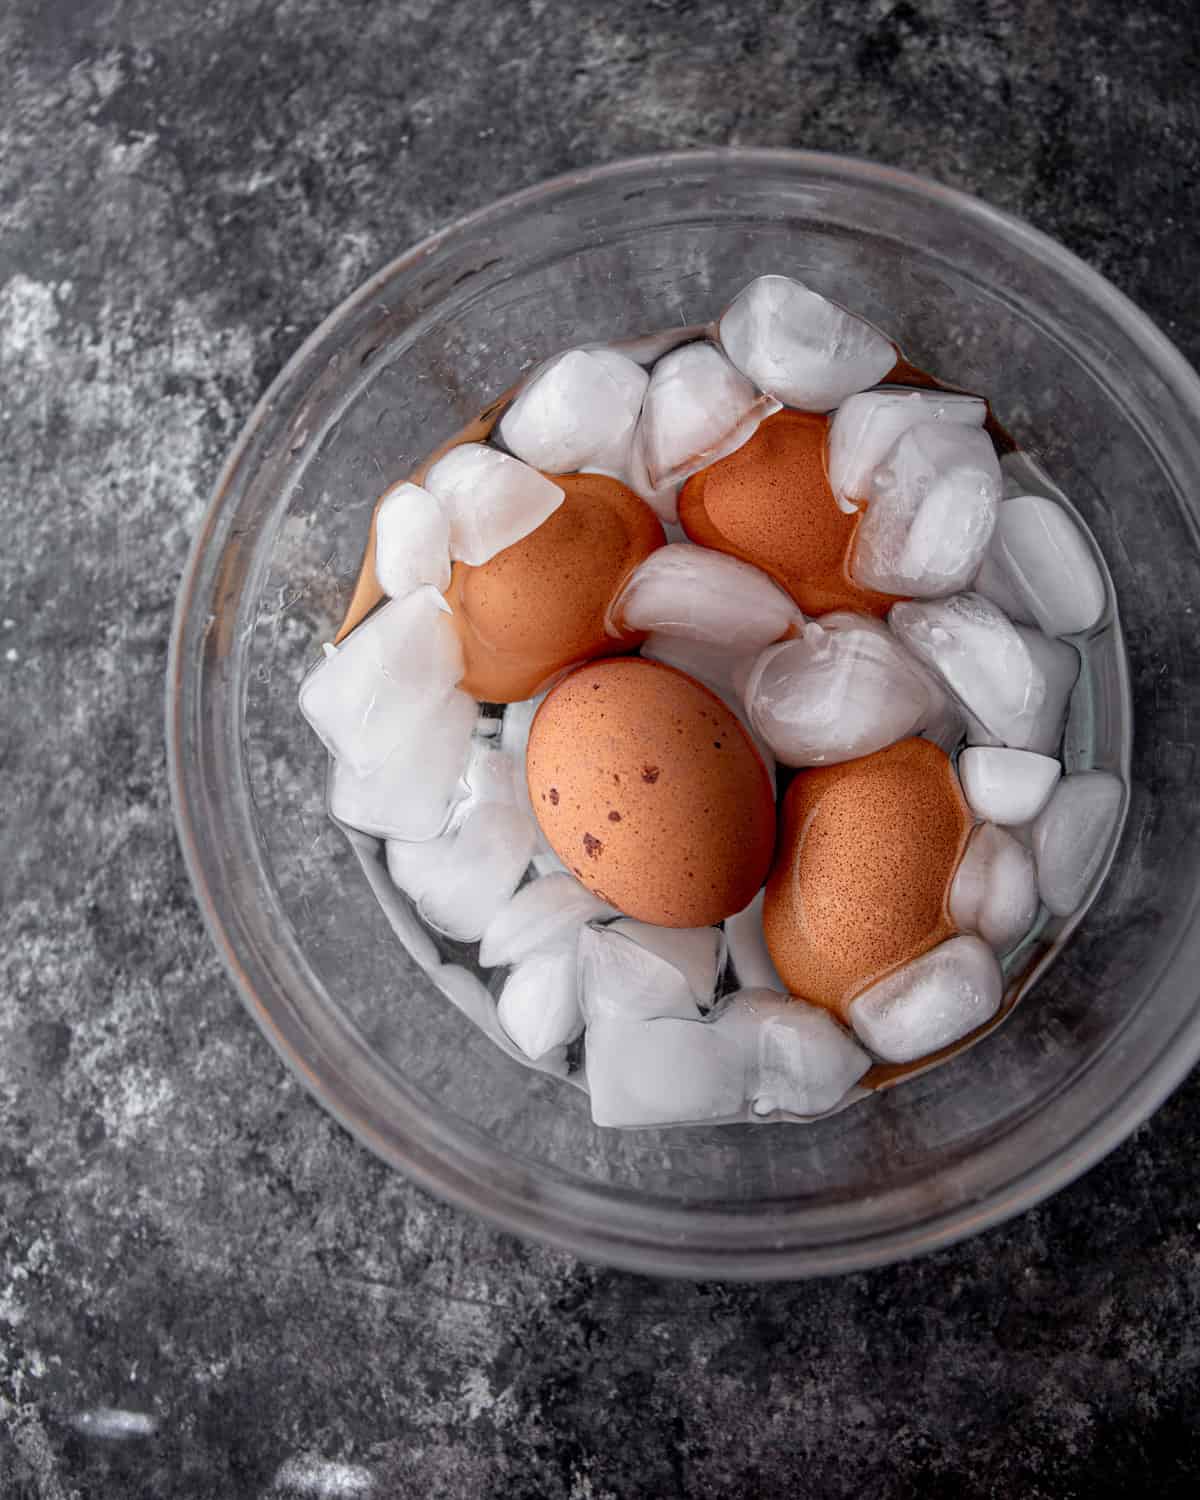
[678,408,901,618]
[527,658,775,926]
[763,737,972,1017]
[445,472,664,702]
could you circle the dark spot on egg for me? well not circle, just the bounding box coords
[583,833,604,859]
[641,765,660,784]
[548,787,559,805]
[608,811,621,822]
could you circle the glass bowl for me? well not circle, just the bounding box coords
[167,151,1200,1279]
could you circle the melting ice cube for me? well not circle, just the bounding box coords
[423,442,563,566]
[298,586,464,778]
[984,495,1107,638]
[717,274,895,410]
[386,802,535,942]
[374,480,451,598]
[500,347,647,475]
[633,341,780,492]
[715,989,871,1117]
[585,1014,747,1128]
[578,922,705,1024]
[742,612,945,766]
[851,423,1001,597]
[611,543,795,654]
[497,948,583,1061]
[848,934,1004,1064]
[949,823,1039,952]
[1032,770,1123,916]
[890,594,1076,754]
[328,688,477,840]
[609,919,725,1008]
[827,386,986,512]
[479,872,617,968]
[957,746,1061,826]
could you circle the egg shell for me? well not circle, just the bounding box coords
[679,408,902,619]
[763,737,972,1017]
[526,658,775,927]
[445,472,665,703]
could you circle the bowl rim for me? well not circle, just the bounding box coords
[167,147,1200,1279]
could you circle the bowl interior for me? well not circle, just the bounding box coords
[172,154,1200,1274]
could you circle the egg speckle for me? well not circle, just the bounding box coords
[763,737,972,1016]
[527,658,775,927]
[445,472,664,701]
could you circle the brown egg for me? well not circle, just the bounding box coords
[678,408,902,618]
[445,472,664,702]
[527,658,775,927]
[763,738,971,1017]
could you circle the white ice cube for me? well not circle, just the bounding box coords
[742,612,943,766]
[1032,770,1123,917]
[578,922,704,1023]
[609,919,724,1008]
[949,823,1039,952]
[717,274,895,410]
[715,990,871,1116]
[299,587,464,778]
[585,1015,747,1128]
[328,688,477,840]
[724,890,787,993]
[499,347,647,475]
[387,802,535,941]
[633,341,780,492]
[848,935,1004,1064]
[890,594,1067,753]
[973,548,1036,625]
[1010,629,1079,756]
[987,495,1107,637]
[374,480,451,598]
[851,423,1001,597]
[957,746,1061,825]
[455,739,521,821]
[479,873,617,968]
[611,542,795,654]
[423,442,564,566]
[827,387,986,512]
[497,948,583,1061]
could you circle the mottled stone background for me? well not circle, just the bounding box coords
[2,1,1199,1496]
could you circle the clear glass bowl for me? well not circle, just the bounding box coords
[168,151,1200,1278]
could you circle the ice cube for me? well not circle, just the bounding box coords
[479,872,617,967]
[972,549,1036,625]
[497,948,583,1061]
[299,587,464,778]
[633,341,780,492]
[640,631,748,699]
[987,495,1107,637]
[1011,629,1079,756]
[328,687,477,840]
[890,594,1054,752]
[848,935,1004,1063]
[957,746,1061,825]
[578,922,703,1023]
[499,347,647,475]
[456,738,521,820]
[742,612,944,766]
[585,1014,747,1127]
[715,990,871,1116]
[610,919,724,1007]
[851,423,1001,597]
[387,802,535,941]
[717,274,896,410]
[1032,770,1123,917]
[423,442,564,566]
[610,543,795,653]
[724,890,787,993]
[374,480,451,598]
[827,387,986,512]
[949,823,1039,952]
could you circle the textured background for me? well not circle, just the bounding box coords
[3,1,1200,1496]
